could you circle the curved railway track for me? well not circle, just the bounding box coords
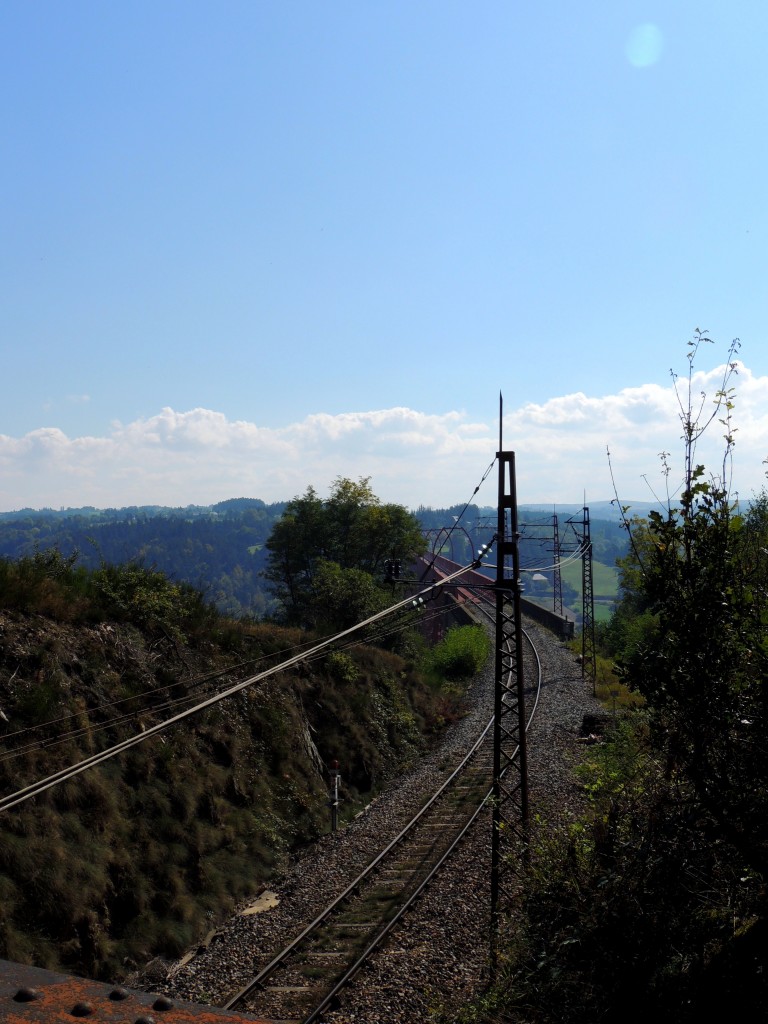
[223,613,542,1024]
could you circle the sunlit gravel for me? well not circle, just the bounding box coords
[134,618,603,1023]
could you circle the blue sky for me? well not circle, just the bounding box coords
[2,2,768,512]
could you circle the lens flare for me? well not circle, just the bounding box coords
[626,23,664,68]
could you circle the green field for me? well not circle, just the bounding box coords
[525,558,620,626]
[559,558,620,599]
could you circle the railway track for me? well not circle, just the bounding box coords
[222,617,542,1024]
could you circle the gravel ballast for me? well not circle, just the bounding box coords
[142,618,604,1022]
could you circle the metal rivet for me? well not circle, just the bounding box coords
[152,995,174,1011]
[70,1001,95,1017]
[13,987,40,1002]
[109,986,130,1000]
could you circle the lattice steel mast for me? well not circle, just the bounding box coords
[552,511,563,617]
[490,400,529,965]
[580,505,596,686]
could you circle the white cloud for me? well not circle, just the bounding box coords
[2,365,768,512]
[506,362,768,504]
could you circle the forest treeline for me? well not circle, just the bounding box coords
[0,496,629,621]
[0,498,286,619]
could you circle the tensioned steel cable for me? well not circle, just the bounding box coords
[0,680,256,766]
[314,602,453,663]
[3,591,460,764]
[0,558,487,814]
[1,475,502,757]
[0,615,392,756]
[0,609,450,766]
[481,540,589,577]
[419,458,497,583]
[519,542,589,574]
[0,648,286,746]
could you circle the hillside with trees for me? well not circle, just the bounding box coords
[0,498,288,619]
[0,493,486,979]
[0,496,629,627]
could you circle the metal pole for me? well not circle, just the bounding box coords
[552,511,563,617]
[329,760,340,832]
[490,448,529,970]
[580,506,596,692]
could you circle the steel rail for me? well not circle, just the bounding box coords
[300,623,542,1024]
[222,716,495,1011]
[223,612,542,1021]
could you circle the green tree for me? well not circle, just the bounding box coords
[310,560,386,631]
[262,486,325,621]
[468,335,768,1024]
[618,333,768,875]
[263,477,426,628]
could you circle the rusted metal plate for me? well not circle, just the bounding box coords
[0,959,269,1023]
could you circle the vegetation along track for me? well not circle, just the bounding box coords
[223,617,542,1024]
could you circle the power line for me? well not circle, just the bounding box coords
[0,622,390,760]
[0,559,482,814]
[419,458,497,583]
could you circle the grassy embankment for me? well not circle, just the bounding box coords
[0,552,480,980]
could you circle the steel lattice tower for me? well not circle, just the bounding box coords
[580,506,596,685]
[552,512,563,617]
[490,449,528,964]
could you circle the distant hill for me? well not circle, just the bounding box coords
[0,498,270,522]
[0,499,289,619]
[519,499,668,522]
[0,497,636,619]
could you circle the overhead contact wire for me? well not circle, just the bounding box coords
[419,457,497,583]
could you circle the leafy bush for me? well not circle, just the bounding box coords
[430,624,489,680]
[0,549,89,621]
[91,561,215,640]
[0,549,217,641]
[476,714,768,1023]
